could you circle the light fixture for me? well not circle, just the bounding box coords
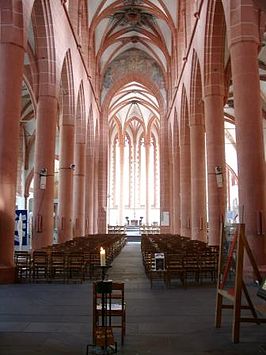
[39,168,47,176]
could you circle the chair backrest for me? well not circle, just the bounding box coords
[67,252,84,265]
[33,251,48,264]
[51,251,65,265]
[93,281,125,305]
[14,251,31,266]
[110,282,124,302]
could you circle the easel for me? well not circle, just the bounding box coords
[215,223,266,343]
[87,266,117,354]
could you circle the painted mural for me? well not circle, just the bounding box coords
[102,49,166,102]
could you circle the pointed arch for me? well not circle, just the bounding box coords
[60,49,75,124]
[204,0,226,97]
[102,72,165,119]
[180,85,191,238]
[87,105,95,157]
[75,81,86,144]
[31,0,56,96]
[180,85,190,146]
[68,0,88,57]
[190,50,204,125]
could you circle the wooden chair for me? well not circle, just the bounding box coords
[89,252,101,279]
[166,253,184,287]
[50,251,66,282]
[183,254,199,285]
[66,252,85,282]
[93,281,126,345]
[14,251,31,281]
[199,252,217,284]
[32,251,49,282]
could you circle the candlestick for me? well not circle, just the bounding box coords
[100,247,106,266]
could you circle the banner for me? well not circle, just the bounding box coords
[15,209,28,246]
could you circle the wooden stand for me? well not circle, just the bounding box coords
[87,266,117,354]
[215,223,266,343]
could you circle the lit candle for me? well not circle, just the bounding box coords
[100,247,106,266]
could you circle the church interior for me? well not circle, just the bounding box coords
[0,0,266,354]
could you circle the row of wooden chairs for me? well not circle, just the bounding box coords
[141,234,219,287]
[143,251,218,288]
[14,234,127,283]
[15,250,89,282]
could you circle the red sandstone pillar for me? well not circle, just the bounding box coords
[118,139,125,225]
[93,153,99,234]
[172,131,181,235]
[85,146,95,235]
[180,129,191,238]
[73,142,86,237]
[204,94,226,245]
[190,118,207,242]
[230,40,266,265]
[145,141,151,225]
[98,118,108,233]
[160,115,171,233]
[0,42,24,282]
[169,147,174,234]
[58,123,74,243]
[32,96,57,250]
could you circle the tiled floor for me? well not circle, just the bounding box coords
[0,241,265,355]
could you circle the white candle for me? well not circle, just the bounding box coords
[100,247,106,266]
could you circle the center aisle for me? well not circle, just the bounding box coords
[105,240,265,355]
[109,240,147,284]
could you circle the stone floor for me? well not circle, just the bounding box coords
[0,241,265,355]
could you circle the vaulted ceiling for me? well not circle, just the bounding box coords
[88,0,176,140]
[89,0,177,108]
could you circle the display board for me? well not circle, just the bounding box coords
[14,209,28,246]
[153,253,165,271]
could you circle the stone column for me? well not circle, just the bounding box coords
[93,150,99,234]
[180,127,191,238]
[58,123,74,243]
[32,96,57,250]
[160,114,171,233]
[230,40,266,264]
[0,42,24,282]
[73,142,86,237]
[85,141,95,235]
[145,140,151,225]
[168,144,174,234]
[118,137,125,225]
[172,143,181,235]
[97,118,108,233]
[204,94,226,245]
[190,116,207,242]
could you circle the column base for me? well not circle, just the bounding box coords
[0,265,16,284]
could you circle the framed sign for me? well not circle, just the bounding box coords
[153,253,165,271]
[160,211,170,226]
